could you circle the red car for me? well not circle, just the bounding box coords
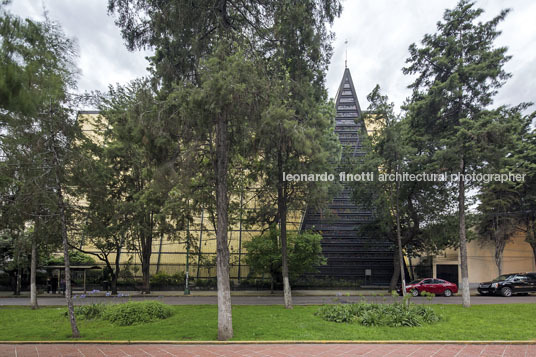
[399,278,458,297]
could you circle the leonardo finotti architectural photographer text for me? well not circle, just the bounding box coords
[283,172,526,183]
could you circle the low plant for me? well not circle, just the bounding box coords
[101,301,173,326]
[315,301,441,327]
[150,271,185,287]
[68,301,173,326]
[67,303,106,320]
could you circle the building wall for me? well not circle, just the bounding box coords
[430,231,535,286]
[75,112,305,282]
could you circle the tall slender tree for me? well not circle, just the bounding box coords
[0,7,81,336]
[404,0,516,307]
[168,45,268,340]
[108,0,341,337]
[253,0,341,309]
[351,86,456,292]
[97,79,183,294]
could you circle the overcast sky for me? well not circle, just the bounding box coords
[7,0,536,113]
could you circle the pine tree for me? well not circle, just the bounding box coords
[351,86,456,292]
[96,79,183,295]
[253,0,341,309]
[108,0,341,338]
[0,9,81,336]
[404,0,516,307]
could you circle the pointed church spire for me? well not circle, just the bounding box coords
[299,66,395,285]
[335,66,362,118]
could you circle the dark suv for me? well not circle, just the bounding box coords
[477,273,536,297]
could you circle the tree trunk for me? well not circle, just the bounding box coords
[30,237,38,309]
[139,218,153,294]
[141,246,151,294]
[15,267,21,295]
[389,252,401,292]
[14,247,21,295]
[395,169,406,297]
[493,219,506,276]
[530,242,536,269]
[278,145,292,309]
[215,115,233,341]
[62,225,80,338]
[112,246,122,295]
[51,142,80,338]
[458,157,470,308]
[57,187,80,338]
[528,219,536,268]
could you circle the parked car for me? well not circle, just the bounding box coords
[477,272,536,297]
[398,278,458,297]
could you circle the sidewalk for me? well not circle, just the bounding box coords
[0,289,481,298]
[1,343,534,357]
[0,289,391,298]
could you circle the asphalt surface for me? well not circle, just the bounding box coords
[1,294,535,306]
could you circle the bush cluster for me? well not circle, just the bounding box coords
[68,301,173,326]
[71,303,107,320]
[315,302,441,327]
[149,272,185,287]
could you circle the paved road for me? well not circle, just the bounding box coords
[1,343,535,357]
[1,294,535,305]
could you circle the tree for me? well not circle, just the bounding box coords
[71,111,133,296]
[358,86,408,293]
[169,45,268,340]
[97,79,183,295]
[476,108,531,275]
[498,113,536,266]
[351,85,456,292]
[517,131,536,264]
[251,0,341,309]
[108,0,341,338]
[403,0,518,307]
[0,8,81,336]
[244,227,325,292]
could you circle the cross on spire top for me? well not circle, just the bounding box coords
[344,40,348,68]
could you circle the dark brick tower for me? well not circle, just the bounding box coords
[301,68,394,285]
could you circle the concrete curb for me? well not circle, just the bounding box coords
[0,340,535,345]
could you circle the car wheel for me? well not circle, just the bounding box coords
[501,287,513,297]
[411,289,419,297]
[444,289,452,297]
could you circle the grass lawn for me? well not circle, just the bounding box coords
[0,304,535,341]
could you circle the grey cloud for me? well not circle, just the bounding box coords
[6,0,535,115]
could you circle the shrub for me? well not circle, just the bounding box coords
[150,271,185,287]
[194,278,217,289]
[68,303,106,320]
[101,301,173,326]
[315,302,441,327]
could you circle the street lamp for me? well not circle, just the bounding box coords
[184,213,191,295]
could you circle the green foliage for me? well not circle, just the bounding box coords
[194,278,217,289]
[46,251,96,266]
[315,302,441,327]
[150,271,185,287]
[67,301,173,326]
[244,228,326,283]
[101,301,173,326]
[0,7,79,270]
[69,304,106,320]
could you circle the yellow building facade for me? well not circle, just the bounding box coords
[425,231,535,287]
[77,111,304,282]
